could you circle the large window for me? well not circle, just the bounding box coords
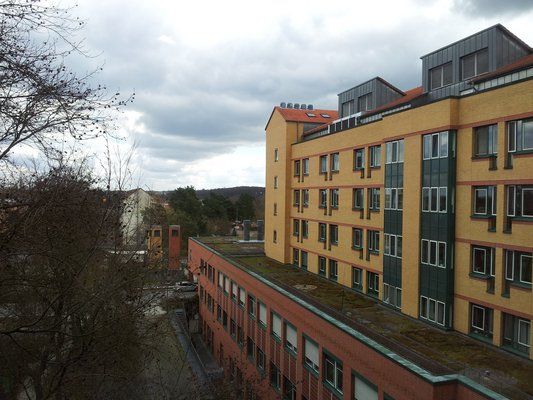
[420,239,446,268]
[302,220,309,239]
[507,185,533,218]
[292,248,299,267]
[319,155,328,174]
[270,362,281,389]
[318,256,326,276]
[369,145,381,167]
[294,160,301,177]
[508,118,533,153]
[369,188,380,210]
[471,246,495,276]
[328,259,338,281]
[420,296,446,326]
[474,124,498,157]
[342,99,355,117]
[329,225,338,246]
[358,93,372,112]
[353,188,364,209]
[258,302,267,327]
[319,189,327,208]
[323,352,343,393]
[302,189,309,207]
[429,62,452,90]
[283,376,296,400]
[385,139,404,164]
[422,187,447,213]
[301,250,308,270]
[354,148,365,170]
[505,250,532,285]
[470,303,493,339]
[304,337,319,373]
[473,186,497,216]
[293,190,300,206]
[248,295,256,318]
[423,131,449,159]
[367,272,379,297]
[285,322,297,353]
[384,234,402,258]
[352,267,362,290]
[461,48,488,80]
[331,152,340,172]
[293,219,299,237]
[368,230,379,253]
[330,189,339,208]
[502,313,530,355]
[318,223,327,242]
[271,312,282,340]
[302,158,309,175]
[239,287,245,307]
[383,283,402,309]
[352,228,363,249]
[385,188,404,211]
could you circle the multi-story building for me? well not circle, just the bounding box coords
[188,24,533,400]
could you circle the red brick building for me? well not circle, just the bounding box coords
[188,237,531,400]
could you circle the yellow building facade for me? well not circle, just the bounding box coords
[265,25,533,359]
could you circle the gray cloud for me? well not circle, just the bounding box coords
[453,0,533,16]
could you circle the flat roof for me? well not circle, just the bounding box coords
[192,237,533,400]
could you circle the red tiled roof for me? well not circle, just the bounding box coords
[472,53,533,83]
[265,106,338,130]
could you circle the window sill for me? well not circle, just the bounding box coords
[370,166,381,170]
[352,207,364,211]
[508,281,532,291]
[511,216,533,224]
[271,333,281,344]
[469,272,489,280]
[471,154,497,161]
[303,362,320,378]
[469,332,493,344]
[352,246,363,251]
[285,346,297,358]
[368,250,379,255]
[470,214,491,220]
[501,344,530,358]
[322,381,343,399]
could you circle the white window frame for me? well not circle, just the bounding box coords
[285,323,298,353]
[422,187,430,211]
[507,185,516,217]
[474,188,488,215]
[303,189,309,206]
[272,312,281,339]
[304,338,319,373]
[331,152,340,172]
[437,242,446,269]
[239,287,246,307]
[471,304,486,331]
[330,189,339,208]
[508,122,517,153]
[420,296,428,319]
[505,250,515,281]
[320,155,328,174]
[439,187,447,213]
[274,148,279,162]
[519,254,532,284]
[523,120,533,151]
[522,187,533,217]
[302,158,309,175]
[472,247,487,274]
[421,239,429,264]
[518,319,531,348]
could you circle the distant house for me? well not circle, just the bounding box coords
[120,188,159,246]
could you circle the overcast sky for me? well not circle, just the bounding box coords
[67,0,533,190]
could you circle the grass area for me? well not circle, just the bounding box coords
[200,239,533,398]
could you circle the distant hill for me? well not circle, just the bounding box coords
[195,186,264,202]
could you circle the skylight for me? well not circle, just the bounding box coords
[306,113,316,117]
[321,114,330,118]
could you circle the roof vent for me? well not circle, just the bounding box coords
[280,102,286,108]
[300,104,306,109]
[287,103,293,109]
[307,104,313,110]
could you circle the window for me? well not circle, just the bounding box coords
[301,250,308,270]
[352,267,362,290]
[354,148,365,170]
[368,230,379,253]
[318,256,326,276]
[472,246,494,276]
[331,153,340,172]
[230,319,236,338]
[330,189,339,208]
[293,219,299,237]
[384,234,402,258]
[239,287,245,307]
[231,282,238,301]
[502,313,530,355]
[358,92,372,112]
[247,337,255,360]
[461,48,488,80]
[285,323,297,353]
[323,352,343,393]
[423,131,449,159]
[257,348,265,371]
[302,189,309,206]
[218,271,224,289]
[283,376,296,400]
[385,139,404,164]
[369,145,381,167]
[473,186,496,216]
[470,304,493,339]
[369,188,380,210]
[258,302,267,327]
[274,148,278,162]
[342,99,355,117]
[328,259,338,281]
[507,185,533,218]
[507,118,533,153]
[293,248,299,267]
[302,220,309,238]
[271,312,282,339]
[352,228,363,249]
[270,362,281,390]
[367,272,379,297]
[505,250,532,285]
[294,160,301,176]
[304,337,319,373]
[293,190,300,206]
[429,62,452,90]
[353,374,378,400]
[320,155,328,174]
[248,295,256,318]
[274,176,278,189]
[303,158,309,175]
[319,189,327,208]
[422,187,448,213]
[273,202,277,215]
[273,230,277,243]
[353,188,364,209]
[421,239,446,268]
[383,284,402,309]
[329,225,338,245]
[420,296,446,326]
[318,223,326,242]
[474,125,498,157]
[224,277,230,294]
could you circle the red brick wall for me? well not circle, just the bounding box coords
[190,240,491,400]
